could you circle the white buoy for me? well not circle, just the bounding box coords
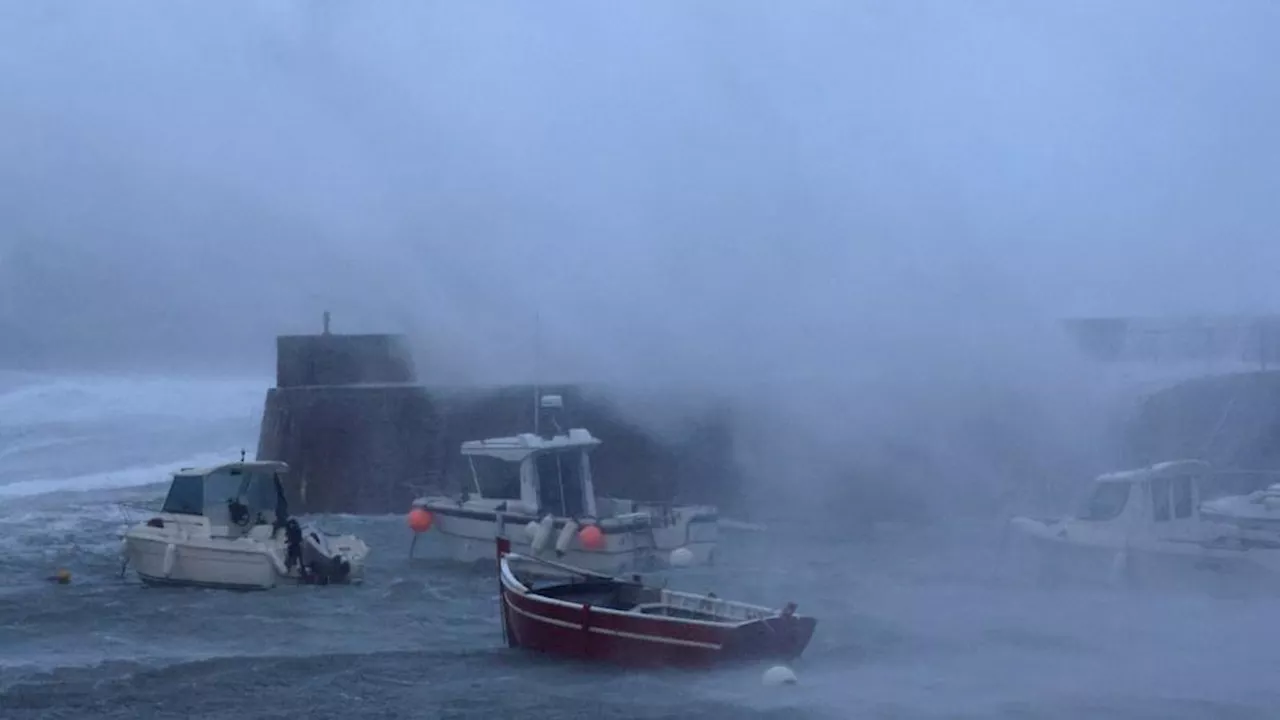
[524,521,540,542]
[669,547,695,568]
[762,665,797,686]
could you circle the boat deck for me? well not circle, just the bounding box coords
[525,577,767,623]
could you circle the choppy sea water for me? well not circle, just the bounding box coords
[2,371,1280,719]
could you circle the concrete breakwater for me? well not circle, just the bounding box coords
[255,319,739,514]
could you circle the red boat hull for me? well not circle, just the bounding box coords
[499,571,817,668]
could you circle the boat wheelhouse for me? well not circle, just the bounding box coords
[408,395,718,575]
[120,459,369,590]
[1007,459,1280,586]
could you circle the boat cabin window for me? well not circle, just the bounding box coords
[161,467,283,523]
[162,474,205,515]
[240,471,285,524]
[1151,477,1172,522]
[1151,474,1196,522]
[1078,481,1130,521]
[470,456,521,498]
[535,449,586,517]
[1172,475,1194,519]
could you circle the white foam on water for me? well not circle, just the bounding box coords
[0,434,79,462]
[0,372,266,499]
[0,373,266,427]
[0,449,244,500]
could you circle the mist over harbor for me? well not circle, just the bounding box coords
[3,3,1280,717]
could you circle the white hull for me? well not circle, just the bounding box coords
[122,515,369,591]
[419,502,718,575]
[1007,516,1280,591]
[1200,488,1280,546]
[127,533,283,590]
[416,413,722,576]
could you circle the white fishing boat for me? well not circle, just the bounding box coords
[120,459,369,590]
[407,395,719,575]
[1006,459,1280,587]
[1200,482,1280,547]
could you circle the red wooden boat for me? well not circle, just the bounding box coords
[496,537,817,667]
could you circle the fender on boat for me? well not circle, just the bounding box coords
[555,519,579,554]
[162,543,177,578]
[531,515,555,554]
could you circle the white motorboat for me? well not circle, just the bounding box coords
[1200,482,1280,547]
[407,395,719,575]
[120,459,370,590]
[1007,459,1280,587]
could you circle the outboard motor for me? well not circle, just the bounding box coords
[299,526,352,585]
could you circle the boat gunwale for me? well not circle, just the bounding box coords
[499,553,785,630]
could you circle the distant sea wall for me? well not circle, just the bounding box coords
[255,321,739,514]
[1121,370,1280,471]
[1063,315,1280,366]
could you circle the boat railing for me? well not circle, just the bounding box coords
[116,499,164,525]
[659,588,775,621]
[503,549,793,623]
[505,552,617,583]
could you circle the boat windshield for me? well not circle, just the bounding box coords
[162,474,205,515]
[1076,481,1131,521]
[470,455,522,498]
[535,449,587,517]
[160,466,284,523]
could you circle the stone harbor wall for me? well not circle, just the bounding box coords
[1121,370,1280,472]
[255,325,739,514]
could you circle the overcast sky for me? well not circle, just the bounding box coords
[1,0,1277,379]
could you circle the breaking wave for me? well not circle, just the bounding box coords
[0,371,266,500]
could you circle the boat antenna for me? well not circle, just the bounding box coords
[533,310,542,436]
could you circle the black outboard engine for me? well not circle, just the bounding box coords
[283,517,352,585]
[299,526,352,585]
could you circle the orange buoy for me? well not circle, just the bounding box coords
[578,524,605,551]
[407,508,434,533]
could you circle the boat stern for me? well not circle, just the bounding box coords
[297,524,371,585]
[723,611,818,662]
